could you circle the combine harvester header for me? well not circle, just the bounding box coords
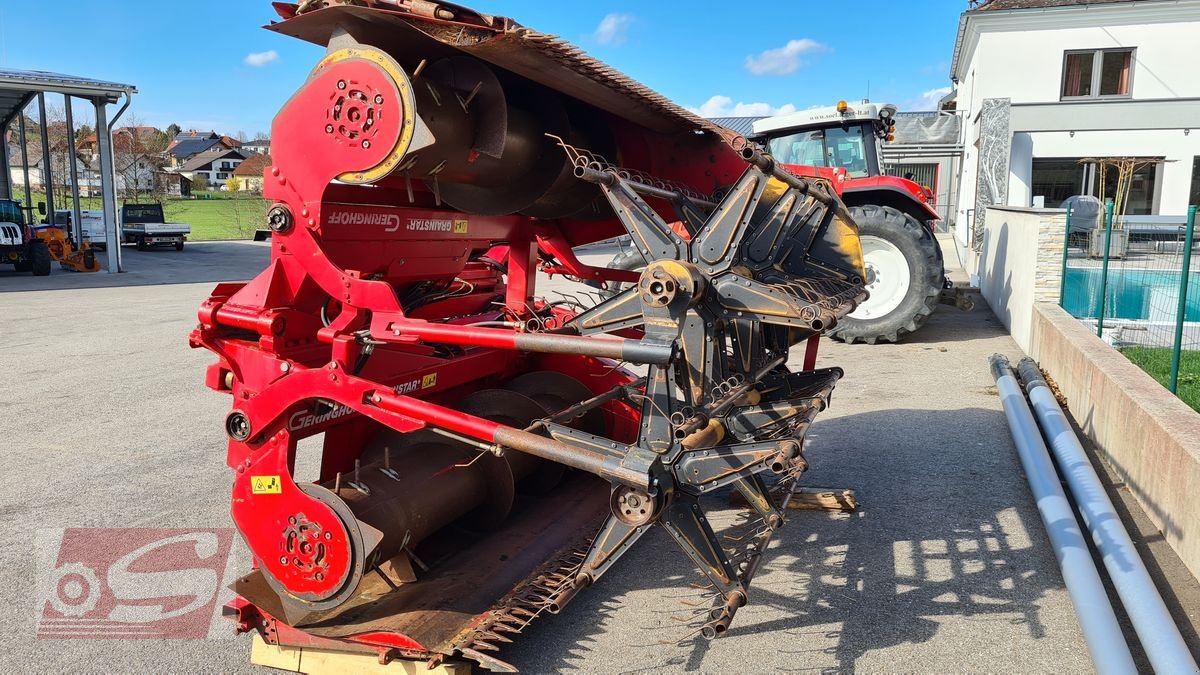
[192,1,868,670]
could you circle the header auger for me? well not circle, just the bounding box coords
[192,1,867,669]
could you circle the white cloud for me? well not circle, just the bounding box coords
[592,13,633,46]
[689,95,798,118]
[744,39,826,76]
[244,50,279,67]
[904,86,953,111]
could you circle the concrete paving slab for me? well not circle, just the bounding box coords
[0,241,1096,672]
[0,240,271,292]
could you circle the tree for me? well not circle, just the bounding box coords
[113,114,164,201]
[147,130,171,154]
[192,174,210,192]
[236,130,248,142]
[75,123,94,147]
[39,102,75,205]
[226,176,242,192]
[165,123,181,139]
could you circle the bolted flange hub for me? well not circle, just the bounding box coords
[611,485,659,526]
[267,204,294,233]
[282,514,332,583]
[225,411,252,441]
[639,260,707,309]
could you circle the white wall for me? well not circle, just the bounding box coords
[978,206,1068,351]
[9,167,42,190]
[953,2,1200,244]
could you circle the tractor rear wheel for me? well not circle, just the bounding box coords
[29,240,52,277]
[829,205,941,345]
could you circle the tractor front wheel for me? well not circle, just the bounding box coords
[829,205,942,345]
[29,240,52,276]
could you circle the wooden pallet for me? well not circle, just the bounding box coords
[250,634,471,675]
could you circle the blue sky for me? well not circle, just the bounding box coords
[0,1,965,136]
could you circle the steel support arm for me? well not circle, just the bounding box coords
[382,320,673,365]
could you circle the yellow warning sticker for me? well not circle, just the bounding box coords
[421,373,438,389]
[251,475,282,494]
[453,219,469,234]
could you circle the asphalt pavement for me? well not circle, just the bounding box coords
[0,239,1147,672]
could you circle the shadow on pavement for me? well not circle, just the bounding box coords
[507,407,1074,672]
[870,298,1009,347]
[0,241,270,293]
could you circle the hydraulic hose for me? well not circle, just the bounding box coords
[1017,358,1198,674]
[990,354,1137,674]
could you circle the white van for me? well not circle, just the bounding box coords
[52,209,108,249]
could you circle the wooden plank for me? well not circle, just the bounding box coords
[250,634,471,675]
[250,634,303,672]
[785,486,857,512]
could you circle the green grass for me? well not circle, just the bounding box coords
[1119,346,1200,412]
[163,195,267,240]
[10,190,267,241]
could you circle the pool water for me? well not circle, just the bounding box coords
[1063,267,1200,322]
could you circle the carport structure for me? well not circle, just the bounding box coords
[0,69,136,273]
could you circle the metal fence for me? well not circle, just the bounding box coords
[1058,202,1198,410]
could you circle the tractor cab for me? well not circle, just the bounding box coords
[0,198,25,227]
[747,102,950,345]
[751,100,896,180]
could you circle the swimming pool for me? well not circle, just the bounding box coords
[1062,267,1200,322]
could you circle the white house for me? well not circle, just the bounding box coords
[5,143,100,195]
[178,147,248,190]
[241,138,270,155]
[949,0,1200,262]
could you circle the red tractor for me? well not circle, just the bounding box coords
[752,101,947,344]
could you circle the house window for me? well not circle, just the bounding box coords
[1032,157,1158,214]
[217,173,228,180]
[1097,160,1157,215]
[1062,49,1133,99]
[1031,159,1085,208]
